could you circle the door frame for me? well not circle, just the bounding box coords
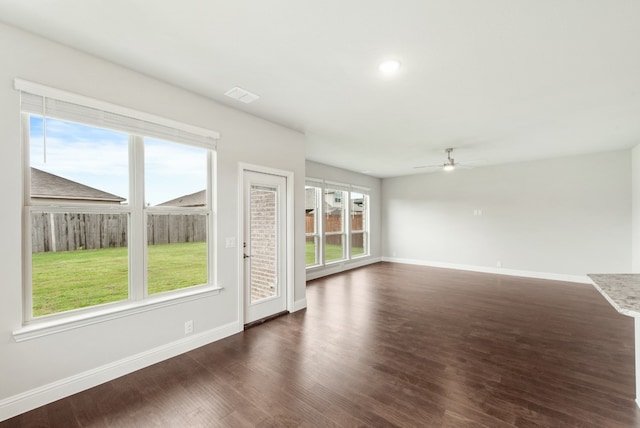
[238,163,295,328]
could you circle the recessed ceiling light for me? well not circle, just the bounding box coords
[379,60,401,74]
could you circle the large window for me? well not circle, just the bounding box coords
[19,81,218,320]
[305,179,370,268]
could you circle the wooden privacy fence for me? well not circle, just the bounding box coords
[306,212,364,247]
[31,212,206,253]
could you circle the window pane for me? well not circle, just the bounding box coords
[31,212,129,317]
[324,189,344,233]
[324,188,345,262]
[305,186,318,234]
[306,235,318,266]
[325,234,345,262]
[29,115,129,204]
[145,138,207,207]
[147,213,208,295]
[305,186,320,266]
[351,192,365,232]
[351,232,366,257]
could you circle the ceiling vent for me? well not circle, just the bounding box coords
[224,86,260,104]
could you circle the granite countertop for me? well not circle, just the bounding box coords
[588,274,640,317]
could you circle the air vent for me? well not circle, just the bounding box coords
[224,86,260,104]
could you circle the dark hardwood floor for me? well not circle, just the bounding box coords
[3,262,640,427]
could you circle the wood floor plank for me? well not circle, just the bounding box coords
[2,262,640,427]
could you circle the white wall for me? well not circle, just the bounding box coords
[382,150,632,280]
[633,145,640,273]
[0,23,306,419]
[305,161,382,279]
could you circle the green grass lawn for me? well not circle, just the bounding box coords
[306,241,364,265]
[32,242,207,317]
[33,240,365,316]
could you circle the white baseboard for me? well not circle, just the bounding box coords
[293,298,307,312]
[0,321,240,422]
[306,257,382,281]
[381,257,591,284]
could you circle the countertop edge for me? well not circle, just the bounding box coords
[588,275,640,318]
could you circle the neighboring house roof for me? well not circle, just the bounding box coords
[157,190,205,207]
[31,168,126,203]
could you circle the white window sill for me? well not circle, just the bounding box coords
[13,286,223,342]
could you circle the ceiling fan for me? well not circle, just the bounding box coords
[414,147,478,171]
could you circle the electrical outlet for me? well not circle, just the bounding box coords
[184,320,193,335]
[496,260,502,268]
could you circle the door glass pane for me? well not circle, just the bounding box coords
[250,185,278,302]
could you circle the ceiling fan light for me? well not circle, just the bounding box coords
[443,164,455,172]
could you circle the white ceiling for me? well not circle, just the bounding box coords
[1,1,639,178]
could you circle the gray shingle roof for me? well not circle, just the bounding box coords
[31,168,126,203]
[157,190,205,207]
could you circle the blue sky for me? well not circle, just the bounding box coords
[30,116,207,206]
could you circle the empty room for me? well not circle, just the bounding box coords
[1,1,640,427]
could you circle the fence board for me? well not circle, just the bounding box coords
[32,213,206,253]
[306,213,364,246]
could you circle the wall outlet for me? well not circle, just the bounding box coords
[184,320,194,335]
[496,260,502,268]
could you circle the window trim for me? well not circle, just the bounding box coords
[13,286,223,342]
[18,82,220,328]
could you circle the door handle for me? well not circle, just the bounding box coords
[243,253,250,259]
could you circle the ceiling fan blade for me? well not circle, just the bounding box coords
[453,159,486,169]
[413,164,442,169]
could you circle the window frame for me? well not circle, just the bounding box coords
[141,137,213,298]
[350,191,370,258]
[18,80,220,327]
[323,187,348,264]
[305,184,322,267]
